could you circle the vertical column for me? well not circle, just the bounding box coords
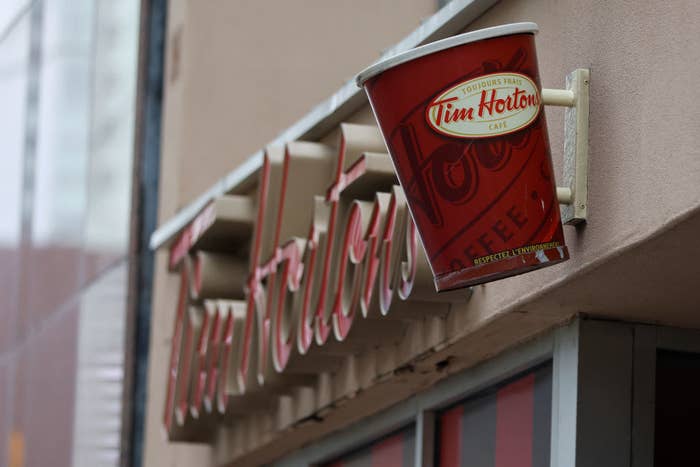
[414,410,435,467]
[551,319,635,467]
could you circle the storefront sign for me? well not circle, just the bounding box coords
[162,125,465,438]
[161,23,576,439]
[357,22,569,292]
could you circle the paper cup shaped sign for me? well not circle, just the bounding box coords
[356,22,569,292]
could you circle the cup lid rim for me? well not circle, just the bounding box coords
[355,22,539,87]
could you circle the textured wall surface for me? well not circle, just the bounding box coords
[158,0,437,211]
[456,0,700,324]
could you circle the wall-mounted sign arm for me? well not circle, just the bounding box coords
[542,68,590,225]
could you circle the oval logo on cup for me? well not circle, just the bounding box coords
[426,72,541,139]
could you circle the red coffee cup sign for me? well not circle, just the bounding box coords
[357,22,569,292]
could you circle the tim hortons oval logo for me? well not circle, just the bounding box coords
[426,72,541,138]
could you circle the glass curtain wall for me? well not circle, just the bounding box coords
[0,1,140,466]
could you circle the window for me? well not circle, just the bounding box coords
[436,364,552,467]
[654,350,700,466]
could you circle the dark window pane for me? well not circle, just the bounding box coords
[436,363,552,467]
[655,350,700,467]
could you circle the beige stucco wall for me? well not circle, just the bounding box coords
[159,0,437,213]
[148,0,700,465]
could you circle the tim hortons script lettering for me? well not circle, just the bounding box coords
[162,135,432,436]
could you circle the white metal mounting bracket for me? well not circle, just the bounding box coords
[542,68,590,225]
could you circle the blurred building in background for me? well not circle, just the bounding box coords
[0,1,139,466]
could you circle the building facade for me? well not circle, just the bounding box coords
[144,1,700,466]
